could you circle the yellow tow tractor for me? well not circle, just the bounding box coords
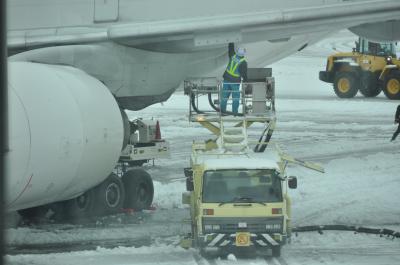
[319,37,400,99]
[181,69,324,257]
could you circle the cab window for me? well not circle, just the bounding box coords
[202,169,282,203]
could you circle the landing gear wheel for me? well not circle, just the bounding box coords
[272,246,281,257]
[122,168,154,211]
[383,72,400,100]
[359,73,381,97]
[93,173,125,216]
[64,190,95,221]
[333,72,359,98]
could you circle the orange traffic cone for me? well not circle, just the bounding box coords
[155,120,161,140]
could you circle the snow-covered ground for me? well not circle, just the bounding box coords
[5,30,400,264]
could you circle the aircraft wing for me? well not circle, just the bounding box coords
[8,0,400,52]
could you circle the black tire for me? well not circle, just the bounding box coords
[272,246,281,257]
[64,189,95,221]
[359,72,381,97]
[383,71,400,100]
[92,173,126,216]
[122,168,154,210]
[333,72,359,98]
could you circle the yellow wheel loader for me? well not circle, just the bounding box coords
[319,37,400,99]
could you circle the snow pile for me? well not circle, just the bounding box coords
[5,245,196,265]
[289,152,400,226]
[153,180,187,209]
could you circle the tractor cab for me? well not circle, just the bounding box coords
[355,37,396,58]
[320,37,400,100]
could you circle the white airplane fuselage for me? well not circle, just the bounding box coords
[6,0,400,213]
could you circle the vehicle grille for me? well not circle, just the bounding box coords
[202,217,283,234]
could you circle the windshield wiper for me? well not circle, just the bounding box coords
[218,197,266,206]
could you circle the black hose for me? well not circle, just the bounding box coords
[191,90,243,117]
[292,225,400,239]
[208,93,220,112]
[254,125,272,153]
[254,126,268,153]
[207,92,244,117]
[190,93,205,114]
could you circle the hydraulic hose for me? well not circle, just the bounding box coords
[190,93,205,114]
[293,225,400,239]
[207,92,244,117]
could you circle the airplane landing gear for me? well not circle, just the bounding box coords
[64,190,95,222]
[92,173,125,216]
[122,168,154,211]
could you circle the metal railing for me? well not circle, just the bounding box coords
[184,77,275,121]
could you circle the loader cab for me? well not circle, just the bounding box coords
[359,38,396,57]
[202,169,283,204]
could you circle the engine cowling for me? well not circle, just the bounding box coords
[6,61,124,212]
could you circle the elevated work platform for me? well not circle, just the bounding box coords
[184,68,276,153]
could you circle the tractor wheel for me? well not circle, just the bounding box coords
[383,71,400,100]
[333,72,359,98]
[359,72,381,97]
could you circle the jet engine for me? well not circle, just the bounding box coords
[6,61,124,214]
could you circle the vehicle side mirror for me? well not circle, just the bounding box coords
[186,177,194,191]
[184,168,194,191]
[184,167,193,177]
[288,176,297,189]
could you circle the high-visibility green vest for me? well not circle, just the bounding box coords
[226,55,246,78]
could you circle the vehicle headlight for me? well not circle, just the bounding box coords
[386,56,393,64]
[204,224,221,231]
[266,223,281,230]
[212,225,221,230]
[273,224,281,230]
[204,225,212,231]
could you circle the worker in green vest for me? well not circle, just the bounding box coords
[221,43,248,114]
[391,105,400,141]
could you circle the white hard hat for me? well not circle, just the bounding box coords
[236,47,246,57]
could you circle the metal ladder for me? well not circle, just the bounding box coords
[219,116,249,152]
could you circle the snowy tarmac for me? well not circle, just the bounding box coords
[5,30,400,264]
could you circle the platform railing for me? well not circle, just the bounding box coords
[184,77,275,122]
